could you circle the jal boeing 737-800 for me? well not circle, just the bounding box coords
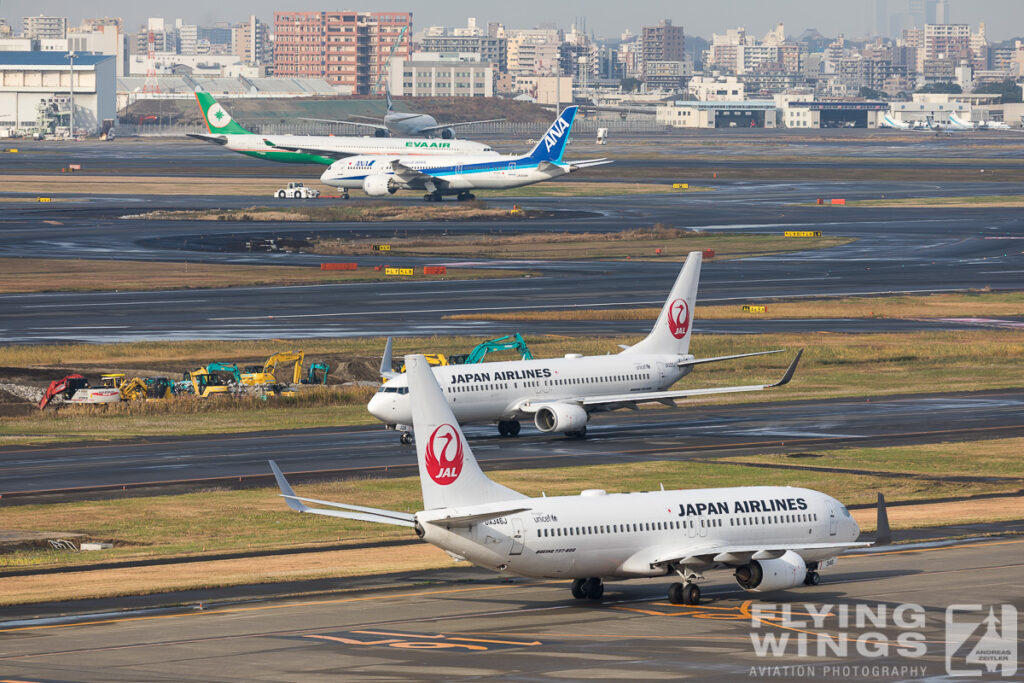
[318,105,610,201]
[271,354,888,605]
[369,251,801,443]
[186,92,499,168]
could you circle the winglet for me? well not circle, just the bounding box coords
[380,336,397,380]
[874,492,891,546]
[770,348,803,388]
[269,460,308,512]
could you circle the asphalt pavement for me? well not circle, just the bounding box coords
[2,388,1021,499]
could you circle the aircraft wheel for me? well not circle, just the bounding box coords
[668,582,685,605]
[583,577,603,600]
[804,571,820,586]
[682,583,700,605]
[566,426,587,439]
[423,194,433,202]
[498,421,510,437]
[467,193,476,200]
[571,578,587,600]
[341,192,350,200]
[508,420,521,437]
[400,432,413,445]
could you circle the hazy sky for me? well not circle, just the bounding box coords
[6,0,1024,41]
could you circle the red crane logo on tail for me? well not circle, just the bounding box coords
[424,423,464,485]
[667,299,691,340]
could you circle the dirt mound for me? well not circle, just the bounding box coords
[330,357,380,383]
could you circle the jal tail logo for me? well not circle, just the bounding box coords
[424,423,464,485]
[667,299,691,339]
[543,116,571,153]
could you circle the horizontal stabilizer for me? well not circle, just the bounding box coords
[567,158,614,169]
[269,460,415,527]
[425,507,532,528]
[186,133,228,145]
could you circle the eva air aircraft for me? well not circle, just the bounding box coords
[319,105,611,201]
[187,92,499,167]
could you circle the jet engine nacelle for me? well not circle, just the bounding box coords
[439,127,456,140]
[362,174,397,197]
[533,403,588,433]
[734,550,806,592]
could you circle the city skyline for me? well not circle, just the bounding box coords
[4,0,1024,42]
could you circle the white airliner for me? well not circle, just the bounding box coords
[319,105,611,201]
[186,92,498,170]
[369,251,801,443]
[301,84,504,139]
[271,354,886,605]
[880,114,929,130]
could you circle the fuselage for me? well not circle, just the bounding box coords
[417,486,860,580]
[321,151,568,191]
[209,133,496,165]
[386,112,442,137]
[369,352,690,427]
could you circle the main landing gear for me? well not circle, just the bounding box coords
[668,568,705,605]
[565,426,587,439]
[571,577,604,600]
[423,192,443,202]
[803,570,821,586]
[400,431,413,445]
[497,420,521,437]
[456,192,476,201]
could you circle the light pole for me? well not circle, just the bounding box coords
[66,51,75,138]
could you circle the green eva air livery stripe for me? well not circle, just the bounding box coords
[195,91,253,135]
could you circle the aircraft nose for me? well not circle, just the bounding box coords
[319,166,337,185]
[367,392,385,420]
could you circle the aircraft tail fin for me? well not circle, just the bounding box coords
[194,91,253,135]
[406,354,526,510]
[621,251,701,357]
[525,106,578,163]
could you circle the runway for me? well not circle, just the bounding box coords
[3,388,1021,499]
[1,536,1021,681]
[1,180,1023,342]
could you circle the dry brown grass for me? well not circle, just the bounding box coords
[0,258,531,294]
[851,497,1024,533]
[139,201,534,223]
[851,195,1024,208]
[444,291,1024,321]
[313,226,853,260]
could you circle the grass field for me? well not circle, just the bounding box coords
[1,438,1021,604]
[0,258,532,294]
[135,201,539,223]
[444,291,1024,322]
[2,330,1022,444]
[849,194,1024,208]
[313,227,854,261]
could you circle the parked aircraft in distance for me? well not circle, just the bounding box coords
[271,354,888,605]
[186,92,499,170]
[301,84,504,139]
[880,114,928,130]
[320,105,610,201]
[370,251,800,443]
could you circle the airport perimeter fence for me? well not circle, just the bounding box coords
[116,117,671,138]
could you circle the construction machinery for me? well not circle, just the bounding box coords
[305,362,330,385]
[38,374,121,410]
[449,333,535,365]
[120,376,174,401]
[181,364,242,398]
[242,352,305,386]
[100,373,127,390]
[392,334,535,376]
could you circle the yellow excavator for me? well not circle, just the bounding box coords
[241,351,305,386]
[120,377,174,401]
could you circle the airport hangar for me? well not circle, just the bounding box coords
[657,98,892,129]
[0,51,115,135]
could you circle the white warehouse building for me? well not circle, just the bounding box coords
[388,53,494,97]
[0,51,115,134]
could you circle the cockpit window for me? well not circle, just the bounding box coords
[840,505,851,517]
[376,386,409,394]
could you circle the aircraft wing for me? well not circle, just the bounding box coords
[678,349,785,367]
[260,139,354,160]
[269,460,416,527]
[299,117,390,134]
[643,540,874,569]
[416,119,506,135]
[516,350,802,414]
[389,160,451,190]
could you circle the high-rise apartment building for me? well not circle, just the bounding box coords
[419,35,506,71]
[273,11,412,94]
[23,15,67,40]
[232,16,272,65]
[640,19,684,79]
